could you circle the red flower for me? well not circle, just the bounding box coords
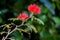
[18,13,28,21]
[28,4,41,14]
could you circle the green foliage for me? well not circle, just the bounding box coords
[10,31,22,40]
[0,0,60,40]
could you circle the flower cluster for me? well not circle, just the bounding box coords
[18,13,28,21]
[18,4,41,21]
[28,4,41,14]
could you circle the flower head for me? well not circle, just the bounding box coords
[18,13,28,21]
[28,4,41,14]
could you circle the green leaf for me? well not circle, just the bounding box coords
[53,17,60,27]
[34,17,44,25]
[10,30,22,40]
[26,23,37,33]
[10,38,15,40]
[8,18,18,21]
[0,17,3,23]
[29,25,37,33]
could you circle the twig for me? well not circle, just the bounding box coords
[2,22,24,40]
[2,26,17,40]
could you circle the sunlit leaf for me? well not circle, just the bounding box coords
[53,17,60,27]
[8,18,18,21]
[34,17,44,25]
[30,25,37,33]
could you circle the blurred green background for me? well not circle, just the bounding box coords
[0,0,60,40]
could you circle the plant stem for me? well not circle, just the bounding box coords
[2,21,24,40]
[2,26,17,40]
[29,13,33,18]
